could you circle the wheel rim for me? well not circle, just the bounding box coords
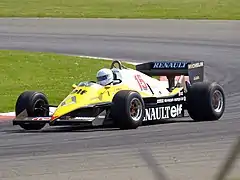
[211,90,224,113]
[129,98,143,121]
[34,99,47,116]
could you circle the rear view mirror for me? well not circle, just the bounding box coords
[72,84,77,89]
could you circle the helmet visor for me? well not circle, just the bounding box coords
[97,75,108,81]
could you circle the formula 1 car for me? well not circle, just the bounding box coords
[13,60,225,130]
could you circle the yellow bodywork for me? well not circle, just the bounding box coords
[51,82,152,121]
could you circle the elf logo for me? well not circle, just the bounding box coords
[143,104,183,121]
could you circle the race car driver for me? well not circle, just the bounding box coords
[96,68,114,86]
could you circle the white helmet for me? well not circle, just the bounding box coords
[96,68,114,86]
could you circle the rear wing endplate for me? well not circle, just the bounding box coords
[136,61,204,84]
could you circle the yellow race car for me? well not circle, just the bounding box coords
[13,60,225,131]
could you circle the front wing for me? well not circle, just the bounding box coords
[13,109,111,127]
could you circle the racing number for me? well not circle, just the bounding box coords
[135,74,148,90]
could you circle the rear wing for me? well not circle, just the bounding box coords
[136,61,204,85]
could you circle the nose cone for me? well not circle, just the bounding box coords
[51,85,108,120]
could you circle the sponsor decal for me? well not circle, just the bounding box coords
[152,62,188,69]
[74,117,95,121]
[157,96,186,104]
[188,62,204,69]
[193,76,200,80]
[32,117,51,121]
[143,104,183,121]
[72,89,87,95]
[179,91,184,96]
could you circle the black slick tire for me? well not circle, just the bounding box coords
[111,90,145,130]
[187,82,225,121]
[15,91,49,130]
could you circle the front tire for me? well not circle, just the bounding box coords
[187,82,225,121]
[111,90,145,129]
[15,91,49,130]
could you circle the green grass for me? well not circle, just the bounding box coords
[0,0,239,19]
[0,50,134,112]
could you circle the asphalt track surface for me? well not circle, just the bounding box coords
[0,18,240,180]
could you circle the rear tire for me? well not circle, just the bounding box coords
[15,91,49,130]
[187,82,225,121]
[111,90,145,129]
